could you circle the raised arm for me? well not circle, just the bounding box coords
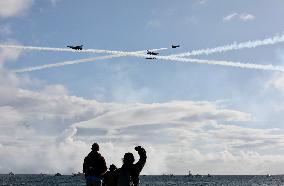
[134,146,147,173]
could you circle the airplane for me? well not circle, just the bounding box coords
[171,45,180,48]
[145,57,157,60]
[147,50,159,55]
[67,45,83,50]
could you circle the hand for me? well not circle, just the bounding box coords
[135,146,146,155]
[135,146,142,151]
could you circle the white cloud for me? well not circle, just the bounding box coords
[223,13,238,21]
[0,45,284,175]
[267,50,284,91]
[74,101,251,130]
[1,78,284,174]
[40,84,69,96]
[0,65,283,175]
[223,13,255,22]
[0,48,22,68]
[0,106,23,126]
[266,72,284,91]
[239,13,255,21]
[0,0,33,18]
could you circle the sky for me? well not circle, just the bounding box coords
[1,0,284,175]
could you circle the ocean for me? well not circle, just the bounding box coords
[1,175,284,186]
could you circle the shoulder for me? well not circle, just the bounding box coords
[85,151,94,158]
[97,153,106,161]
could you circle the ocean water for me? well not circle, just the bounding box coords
[1,175,284,186]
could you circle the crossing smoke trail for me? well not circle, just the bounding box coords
[8,33,284,72]
[171,34,284,57]
[160,57,284,72]
[12,47,168,72]
[14,52,284,73]
[13,54,125,73]
[139,54,284,72]
[0,44,167,55]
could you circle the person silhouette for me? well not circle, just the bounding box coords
[83,142,107,186]
[116,146,147,186]
[103,164,117,186]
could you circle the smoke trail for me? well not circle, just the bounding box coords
[14,51,284,73]
[13,54,126,72]
[12,47,168,72]
[3,33,284,60]
[112,52,284,72]
[159,56,284,72]
[0,44,167,55]
[128,53,284,72]
[171,34,284,57]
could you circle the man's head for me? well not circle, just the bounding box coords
[123,152,135,165]
[109,164,117,171]
[91,142,99,151]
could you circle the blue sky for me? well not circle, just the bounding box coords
[1,0,284,175]
[6,0,283,103]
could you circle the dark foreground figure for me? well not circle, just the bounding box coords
[103,164,117,186]
[115,146,147,186]
[83,143,107,186]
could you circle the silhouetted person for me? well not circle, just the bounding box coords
[103,164,117,186]
[83,142,107,186]
[116,146,147,186]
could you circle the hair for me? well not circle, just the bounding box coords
[109,164,117,171]
[123,152,135,165]
[91,142,99,151]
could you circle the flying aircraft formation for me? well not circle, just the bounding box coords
[145,45,180,59]
[4,34,284,73]
[67,45,83,50]
[65,44,179,60]
[4,32,284,73]
[66,44,179,60]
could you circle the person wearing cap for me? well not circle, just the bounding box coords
[83,142,107,186]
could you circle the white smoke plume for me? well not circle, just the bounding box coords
[2,33,284,59]
[0,44,167,55]
[13,55,125,73]
[157,56,284,72]
[12,47,167,72]
[14,52,284,73]
[137,54,284,72]
[7,33,284,73]
[171,33,284,57]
